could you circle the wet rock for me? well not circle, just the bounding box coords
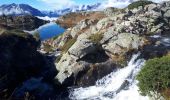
[56,48,115,86]
[76,59,117,86]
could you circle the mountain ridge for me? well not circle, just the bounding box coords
[0,3,102,17]
[0,3,44,16]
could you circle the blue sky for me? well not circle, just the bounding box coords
[0,0,104,10]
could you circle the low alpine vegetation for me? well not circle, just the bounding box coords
[61,38,76,53]
[137,55,170,99]
[88,33,103,44]
[128,0,153,9]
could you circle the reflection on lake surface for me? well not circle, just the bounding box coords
[38,22,65,40]
[26,22,65,40]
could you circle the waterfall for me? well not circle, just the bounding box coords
[69,53,149,100]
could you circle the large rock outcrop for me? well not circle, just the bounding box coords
[68,39,96,59]
[51,1,170,87]
[102,33,146,55]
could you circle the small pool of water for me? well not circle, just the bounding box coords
[27,22,65,40]
[39,22,65,40]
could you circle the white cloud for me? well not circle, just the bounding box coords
[37,0,170,10]
[101,0,133,8]
[100,0,169,9]
[38,0,76,9]
[153,0,170,3]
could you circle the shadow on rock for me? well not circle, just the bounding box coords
[0,31,58,99]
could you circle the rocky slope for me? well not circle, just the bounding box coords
[51,1,170,87]
[56,11,106,29]
[0,15,47,30]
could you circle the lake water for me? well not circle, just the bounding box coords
[38,22,65,40]
[26,22,65,40]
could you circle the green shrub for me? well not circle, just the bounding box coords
[88,33,103,44]
[128,0,153,10]
[137,56,170,99]
[61,38,76,53]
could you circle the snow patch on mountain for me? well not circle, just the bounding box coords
[42,3,102,17]
[0,3,44,16]
[0,3,101,17]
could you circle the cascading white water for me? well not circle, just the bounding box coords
[69,53,149,100]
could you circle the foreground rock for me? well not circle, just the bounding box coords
[0,30,57,99]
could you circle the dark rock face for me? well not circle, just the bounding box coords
[0,31,57,99]
[13,78,55,100]
[140,34,170,59]
[0,15,47,30]
[78,49,110,63]
[75,59,118,87]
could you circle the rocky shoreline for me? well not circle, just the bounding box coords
[0,15,47,31]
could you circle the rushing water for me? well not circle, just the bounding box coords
[150,34,170,47]
[69,53,149,100]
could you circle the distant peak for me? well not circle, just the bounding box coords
[0,3,44,16]
[11,3,16,5]
[11,3,18,6]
